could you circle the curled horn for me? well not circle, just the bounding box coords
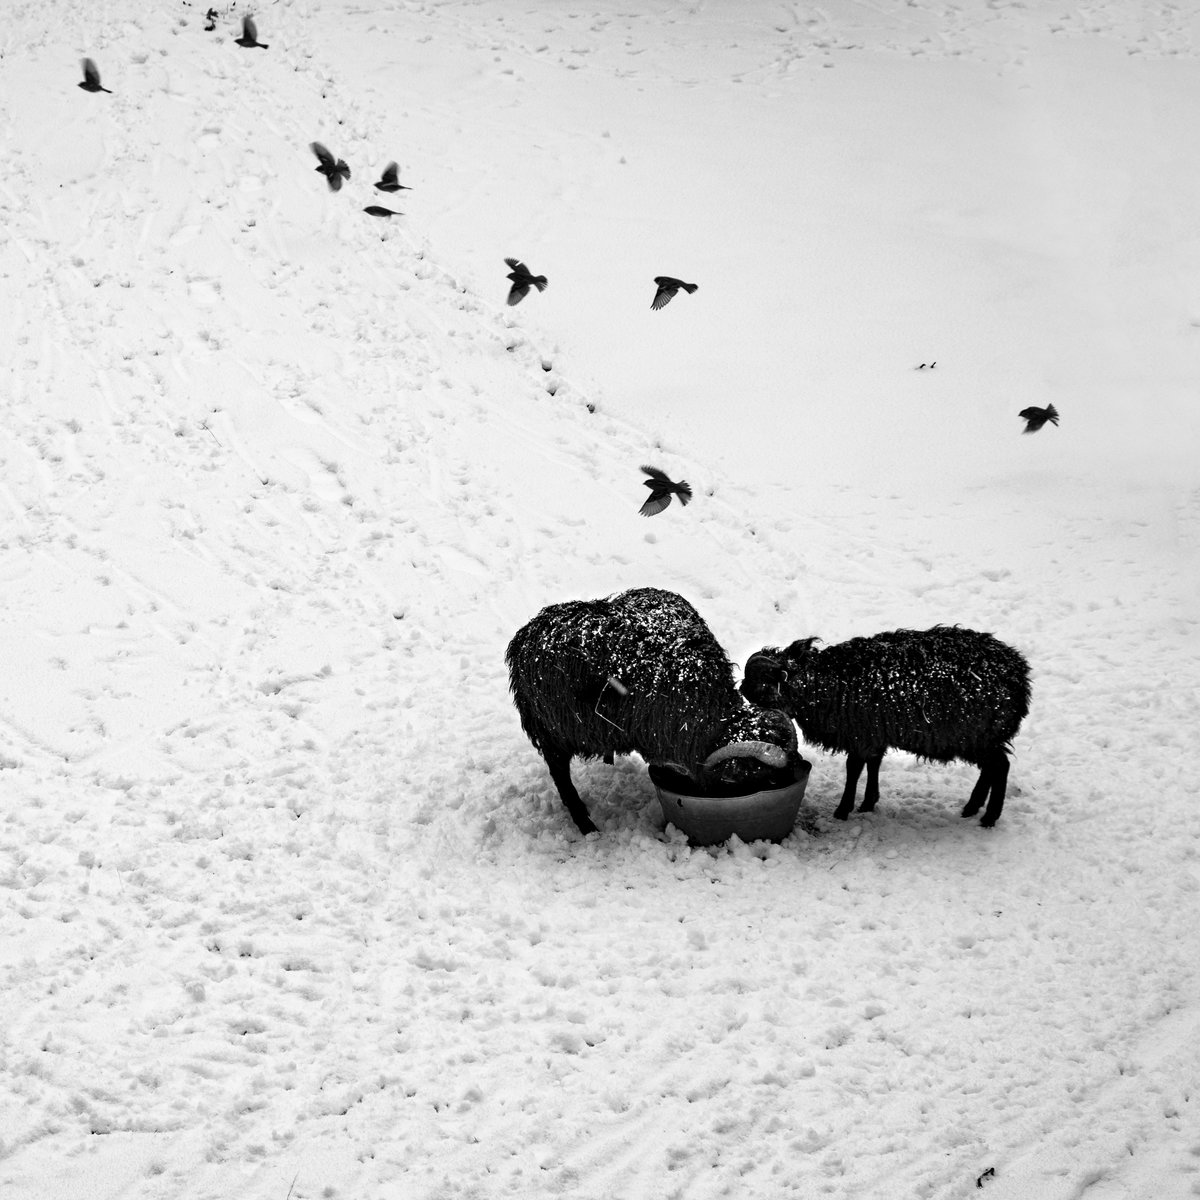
[702,740,791,772]
[703,707,796,771]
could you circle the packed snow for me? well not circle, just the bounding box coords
[2,1,1198,1198]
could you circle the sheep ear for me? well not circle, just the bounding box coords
[781,637,819,661]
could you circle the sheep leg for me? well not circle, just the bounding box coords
[962,750,1008,827]
[962,767,990,819]
[857,754,884,812]
[544,749,598,835]
[835,754,866,819]
[980,751,1009,828]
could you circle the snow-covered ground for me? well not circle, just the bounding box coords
[2,1,1198,1197]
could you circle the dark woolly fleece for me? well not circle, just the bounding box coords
[744,625,1030,763]
[506,587,788,775]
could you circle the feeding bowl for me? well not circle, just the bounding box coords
[649,758,812,846]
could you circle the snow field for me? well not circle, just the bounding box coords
[2,2,1199,1199]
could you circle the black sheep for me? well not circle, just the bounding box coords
[741,625,1030,827]
[506,587,798,834]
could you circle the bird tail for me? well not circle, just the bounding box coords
[1044,403,1059,426]
[676,480,693,506]
[681,282,698,294]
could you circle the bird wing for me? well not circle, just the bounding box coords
[651,284,674,310]
[381,162,398,184]
[311,142,335,169]
[326,172,344,192]
[639,493,672,517]
[81,58,100,87]
[506,282,530,306]
[504,257,524,273]
[641,465,674,485]
[244,16,258,40]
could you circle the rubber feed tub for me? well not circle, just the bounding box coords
[649,759,812,846]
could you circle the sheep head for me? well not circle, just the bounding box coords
[741,639,820,708]
[740,647,787,707]
[700,703,799,789]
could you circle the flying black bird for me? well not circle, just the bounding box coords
[204,8,218,31]
[1019,403,1059,433]
[363,205,402,218]
[651,276,698,311]
[638,465,692,517]
[374,163,412,193]
[78,58,112,94]
[235,15,269,48]
[504,258,547,307]
[310,142,350,191]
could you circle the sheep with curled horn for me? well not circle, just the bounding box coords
[506,587,800,835]
[741,625,1030,827]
